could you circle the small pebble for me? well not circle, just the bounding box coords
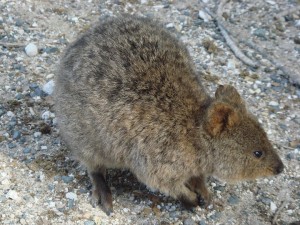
[62,175,74,184]
[66,192,77,201]
[7,111,15,117]
[42,111,51,120]
[269,101,279,107]
[12,130,21,140]
[199,220,206,225]
[253,28,267,39]
[25,43,38,57]
[183,218,196,225]
[8,142,17,149]
[15,93,24,100]
[84,221,96,225]
[48,184,55,191]
[169,211,180,218]
[33,132,42,138]
[42,80,55,95]
[29,83,39,90]
[227,195,239,205]
[67,199,75,208]
[261,197,272,205]
[123,208,130,213]
[294,35,300,45]
[198,10,212,22]
[166,23,174,29]
[270,202,277,212]
[6,190,21,202]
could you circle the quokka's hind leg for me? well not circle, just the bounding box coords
[89,167,113,215]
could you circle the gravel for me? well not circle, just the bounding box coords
[0,0,299,224]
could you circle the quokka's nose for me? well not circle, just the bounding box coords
[275,161,284,174]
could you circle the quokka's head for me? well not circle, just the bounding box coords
[203,85,284,182]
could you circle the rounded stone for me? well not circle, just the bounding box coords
[25,43,38,57]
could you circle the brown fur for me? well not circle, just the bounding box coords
[54,15,284,215]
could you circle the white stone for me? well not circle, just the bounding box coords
[152,5,164,10]
[6,111,15,117]
[42,80,55,95]
[166,23,174,28]
[270,202,277,212]
[33,132,42,138]
[66,192,77,200]
[46,74,55,79]
[269,101,279,106]
[266,0,276,5]
[71,17,79,23]
[6,190,21,202]
[123,208,130,213]
[25,43,38,57]
[198,10,212,22]
[227,59,236,69]
[41,146,47,150]
[32,22,38,27]
[140,0,148,4]
[42,111,51,120]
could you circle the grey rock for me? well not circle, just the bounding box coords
[48,184,55,191]
[54,175,61,181]
[62,176,74,184]
[15,93,24,100]
[199,220,206,225]
[286,152,295,161]
[12,130,21,140]
[209,212,221,220]
[0,195,7,203]
[29,83,39,90]
[13,64,26,72]
[227,195,239,205]
[183,218,196,225]
[15,19,24,27]
[261,196,272,205]
[253,28,267,39]
[19,137,26,144]
[294,35,300,45]
[67,199,75,208]
[8,142,16,149]
[23,147,31,154]
[42,47,59,54]
[169,211,180,218]
[0,108,5,117]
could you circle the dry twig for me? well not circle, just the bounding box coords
[205,4,258,68]
[274,5,300,20]
[218,23,258,68]
[0,41,25,48]
[241,40,300,84]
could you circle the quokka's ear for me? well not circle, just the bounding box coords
[215,85,246,110]
[205,102,240,136]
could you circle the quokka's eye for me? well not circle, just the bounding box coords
[253,151,263,158]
